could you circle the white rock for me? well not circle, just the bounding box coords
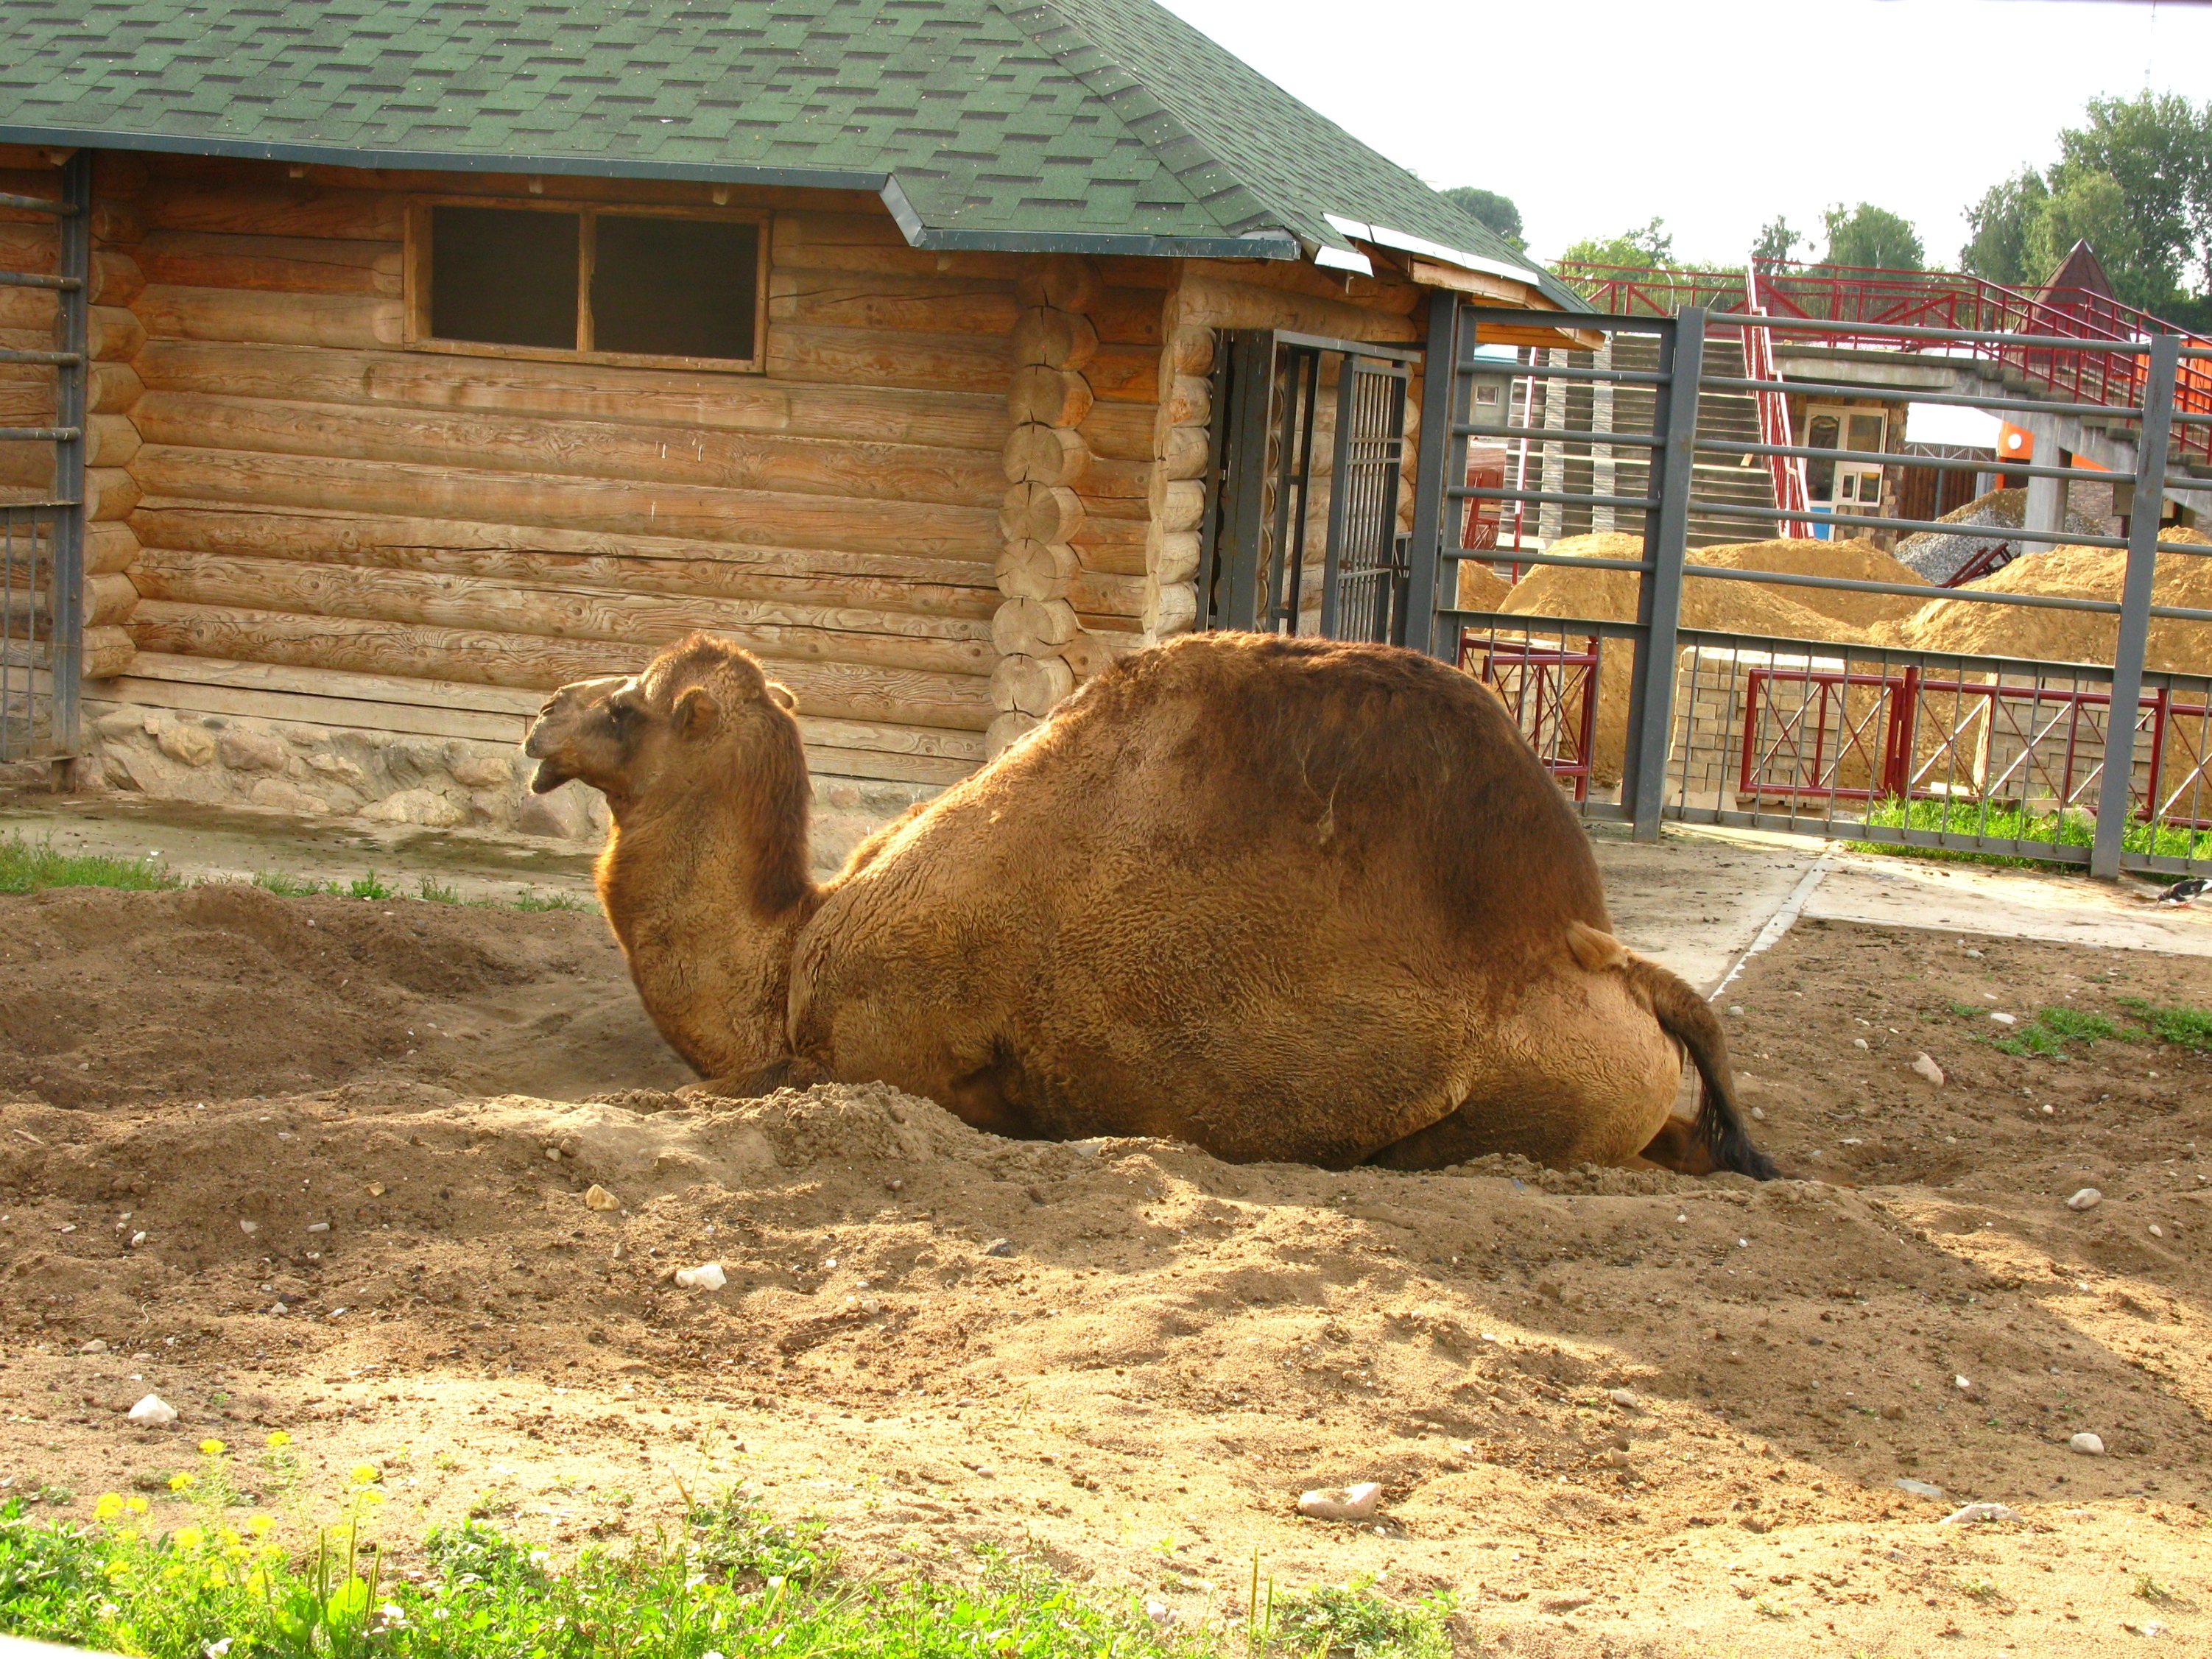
[1941,1501,2021,1524]
[239,1219,259,1235]
[1143,1599,1176,1626]
[1727,1005,1744,1018]
[1989,1012,2017,1026]
[306,1222,330,1233]
[859,1297,881,1314]
[982,1238,1015,1258]
[127,1394,179,1426]
[1893,1477,1945,1498]
[673,1262,726,1292]
[2069,1432,2105,1456]
[1954,1374,1973,1391]
[2067,1188,2102,1211]
[1853,1038,1870,1050]
[1964,948,1983,959]
[1608,1387,1641,1410]
[1297,1482,1381,1522]
[1911,1053,1945,1085]
[80,1339,108,1354]
[584,1184,622,1211]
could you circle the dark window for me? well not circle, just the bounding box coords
[429,205,578,349]
[592,214,758,360]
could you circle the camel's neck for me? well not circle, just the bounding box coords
[594,789,815,1081]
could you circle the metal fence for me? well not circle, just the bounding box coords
[1408,301,2212,881]
[0,152,90,768]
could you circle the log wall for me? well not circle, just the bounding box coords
[102,152,1044,787]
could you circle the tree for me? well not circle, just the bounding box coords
[2037,169,2149,295]
[2051,91,2211,298]
[1557,216,1675,270]
[1442,186,1524,250]
[1961,168,2049,287]
[1820,202,1924,272]
[1752,216,1804,265]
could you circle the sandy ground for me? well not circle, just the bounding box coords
[2,863,2208,1658]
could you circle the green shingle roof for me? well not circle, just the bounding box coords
[0,0,1573,301]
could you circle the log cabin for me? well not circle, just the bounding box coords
[0,0,1587,861]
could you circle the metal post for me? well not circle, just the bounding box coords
[1317,353,1361,640]
[1219,331,1275,632]
[1403,292,1459,656]
[2089,331,2179,878]
[50,148,90,767]
[1621,308,1705,839]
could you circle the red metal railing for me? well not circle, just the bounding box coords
[1742,267,1813,537]
[1461,636,1599,800]
[1737,665,2212,827]
[1554,256,2212,463]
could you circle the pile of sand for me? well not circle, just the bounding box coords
[1453,559,1512,611]
[1686,537,1931,628]
[1874,528,2212,674]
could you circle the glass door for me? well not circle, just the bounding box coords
[1803,406,1887,538]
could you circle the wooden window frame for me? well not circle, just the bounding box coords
[402,196,772,374]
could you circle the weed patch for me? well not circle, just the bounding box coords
[1850,797,2212,869]
[0,834,181,895]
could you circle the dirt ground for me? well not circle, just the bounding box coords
[3,885,2209,1658]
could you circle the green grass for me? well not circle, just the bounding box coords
[2117,997,2212,1053]
[417,877,459,905]
[1848,797,2212,870]
[252,870,328,898]
[0,834,183,894]
[510,890,590,913]
[0,1480,1450,1659]
[1948,997,2211,1057]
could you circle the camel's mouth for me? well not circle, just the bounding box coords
[526,756,572,795]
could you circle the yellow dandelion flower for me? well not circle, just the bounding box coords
[94,1493,124,1523]
[173,1526,203,1552]
[349,1463,379,1486]
[248,1515,275,1537]
[168,1473,195,1492]
[264,1430,292,1449]
[126,1496,149,1515]
[199,1438,226,1457]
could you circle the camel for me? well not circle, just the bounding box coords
[522,630,1776,1178]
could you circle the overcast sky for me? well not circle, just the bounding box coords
[1159,0,2212,267]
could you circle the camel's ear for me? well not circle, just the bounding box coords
[672,685,719,739]
[766,681,797,712]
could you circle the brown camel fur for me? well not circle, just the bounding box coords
[522,631,1775,1177]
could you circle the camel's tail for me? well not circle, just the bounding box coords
[1568,922,1779,1181]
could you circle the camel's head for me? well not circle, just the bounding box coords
[521,635,798,804]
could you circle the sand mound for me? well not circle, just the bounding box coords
[1453,559,1512,611]
[1876,529,2212,674]
[0,881,691,1108]
[1686,538,1931,628]
[1508,532,1917,633]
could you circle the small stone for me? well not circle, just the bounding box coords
[1940,1501,2021,1524]
[306,1221,330,1233]
[1609,1388,1641,1410]
[2148,1224,2164,1239]
[1750,1106,1765,1121]
[238,1219,259,1236]
[80,1338,109,1354]
[2067,1188,2102,1211]
[216,728,289,773]
[584,1185,622,1211]
[127,1393,179,1426]
[1143,1599,1175,1626]
[156,722,216,767]
[546,1147,562,1161]
[1964,948,1983,959]
[1539,1593,1595,1614]
[982,1238,1015,1258]
[1853,1038,1869,1050]
[2068,1431,2105,1456]
[1727,1005,1744,1018]
[1297,1482,1382,1522]
[1954,1374,1973,1391]
[1893,1477,1945,1498]
[1989,1011,2017,1026]
[1911,1053,1945,1085]
[859,1297,881,1314]
[673,1262,727,1292]
[885,1178,904,1192]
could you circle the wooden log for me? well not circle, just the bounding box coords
[90,200,146,244]
[985,709,1039,758]
[1090,286,1166,349]
[130,446,1001,561]
[1148,476,1205,533]
[0,375,52,427]
[135,339,1009,453]
[989,652,1074,716]
[138,182,401,241]
[0,223,54,272]
[1192,254,1422,316]
[1164,324,1215,377]
[130,550,995,676]
[128,503,997,608]
[1069,513,1146,563]
[0,286,53,331]
[1079,401,1155,462]
[91,362,143,415]
[135,285,403,351]
[1174,269,1421,342]
[91,252,145,307]
[1002,423,1090,488]
[0,145,68,173]
[1069,568,1147,619]
[85,572,138,627]
[769,239,1014,281]
[92,152,150,197]
[1157,373,1211,432]
[1015,256,1101,314]
[766,324,1010,395]
[993,539,1078,602]
[990,596,1079,658]
[131,391,1006,508]
[1159,423,1210,481]
[83,626,135,680]
[1082,345,1158,405]
[86,468,139,521]
[1007,364,1093,429]
[1059,630,1142,680]
[86,412,140,468]
[768,271,1021,336]
[128,602,995,731]
[998,482,1085,546]
[1144,578,1199,638]
[87,521,139,577]
[1011,307,1098,372]
[1152,529,1202,584]
[137,230,401,295]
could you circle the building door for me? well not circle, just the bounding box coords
[1803,406,1887,537]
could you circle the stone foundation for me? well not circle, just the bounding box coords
[82,700,937,873]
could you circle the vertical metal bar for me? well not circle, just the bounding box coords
[1319,353,1360,640]
[1279,347,1322,633]
[1219,331,1275,633]
[1192,332,1235,631]
[50,148,91,764]
[1404,292,1459,657]
[2091,331,2179,878]
[1621,309,1704,839]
